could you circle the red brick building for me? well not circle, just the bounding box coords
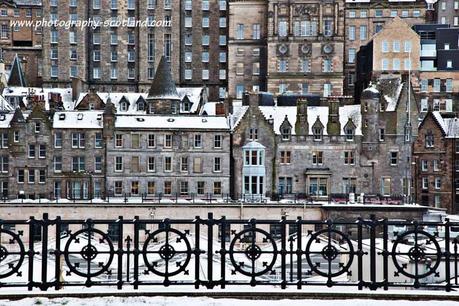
[413,111,458,213]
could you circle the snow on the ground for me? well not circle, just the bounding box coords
[1,296,459,306]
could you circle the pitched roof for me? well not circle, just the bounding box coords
[7,54,27,87]
[147,56,180,100]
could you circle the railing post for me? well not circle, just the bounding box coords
[133,216,140,289]
[281,216,287,289]
[117,216,124,290]
[369,215,377,290]
[357,217,363,290]
[382,218,388,290]
[194,215,201,289]
[27,216,35,291]
[296,216,302,289]
[207,213,214,288]
[220,216,226,289]
[445,218,451,291]
[54,216,62,290]
[41,213,49,290]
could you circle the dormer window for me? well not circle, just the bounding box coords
[249,128,258,140]
[14,131,19,142]
[137,101,145,111]
[183,101,191,112]
[35,122,41,133]
[345,127,354,141]
[425,131,434,148]
[313,127,322,141]
[120,101,128,112]
[281,128,291,140]
[89,103,95,110]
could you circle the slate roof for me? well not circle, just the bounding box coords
[147,56,180,100]
[7,54,27,87]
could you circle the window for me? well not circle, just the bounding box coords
[343,178,357,194]
[313,126,323,141]
[17,169,24,184]
[323,19,333,36]
[348,26,355,40]
[323,84,332,97]
[390,10,397,17]
[420,79,428,92]
[72,133,85,148]
[446,79,453,92]
[39,145,46,159]
[392,40,400,53]
[433,160,440,171]
[236,24,245,40]
[323,59,332,72]
[421,160,428,172]
[278,20,288,37]
[312,151,323,165]
[214,135,222,148]
[278,177,292,194]
[382,41,389,53]
[359,25,367,40]
[214,157,221,172]
[194,134,202,148]
[345,127,354,140]
[0,133,7,148]
[0,156,8,173]
[433,79,440,92]
[115,134,123,148]
[404,59,411,70]
[252,23,260,39]
[236,62,244,75]
[164,134,172,148]
[393,59,400,70]
[213,182,222,195]
[34,122,41,133]
[421,98,428,112]
[28,144,35,158]
[147,134,155,148]
[425,133,434,148]
[249,128,258,140]
[379,128,385,141]
[54,156,62,172]
[252,63,260,76]
[390,152,398,166]
[28,170,35,184]
[381,177,391,196]
[344,151,355,165]
[309,178,328,196]
[95,156,102,172]
[72,157,85,172]
[131,134,140,149]
[164,181,172,195]
[114,181,123,195]
[278,59,287,72]
[115,156,123,172]
[348,48,356,64]
[202,17,209,28]
[13,131,19,143]
[147,181,155,195]
[280,151,291,164]
[435,177,441,190]
[131,181,139,195]
[94,133,103,148]
[447,60,453,69]
[164,156,172,172]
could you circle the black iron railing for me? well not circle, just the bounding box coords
[0,213,458,291]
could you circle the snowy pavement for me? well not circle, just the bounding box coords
[1,296,459,306]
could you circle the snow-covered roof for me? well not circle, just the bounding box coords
[115,115,230,130]
[258,105,362,136]
[377,76,404,112]
[0,113,14,128]
[177,87,204,113]
[229,101,249,130]
[53,111,104,129]
[432,111,448,135]
[2,86,74,110]
[242,141,266,149]
[200,102,217,116]
[443,117,459,138]
[0,95,14,112]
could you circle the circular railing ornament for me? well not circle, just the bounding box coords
[305,228,354,278]
[229,227,277,277]
[64,228,115,278]
[142,228,191,277]
[0,229,25,279]
[391,229,441,280]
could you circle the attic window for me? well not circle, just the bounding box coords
[167,118,175,122]
[137,102,145,111]
[0,114,5,121]
[136,118,145,122]
[96,114,102,120]
[59,114,66,120]
[183,102,191,112]
[77,113,83,120]
[281,128,291,140]
[313,126,323,141]
[345,127,355,141]
[202,118,208,123]
[120,101,128,112]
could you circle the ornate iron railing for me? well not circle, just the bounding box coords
[0,213,458,291]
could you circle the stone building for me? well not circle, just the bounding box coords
[413,111,458,213]
[266,0,345,97]
[344,0,427,95]
[0,0,43,87]
[104,64,231,198]
[40,0,227,101]
[228,0,267,99]
[355,17,421,100]
[231,85,417,200]
[435,0,459,26]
